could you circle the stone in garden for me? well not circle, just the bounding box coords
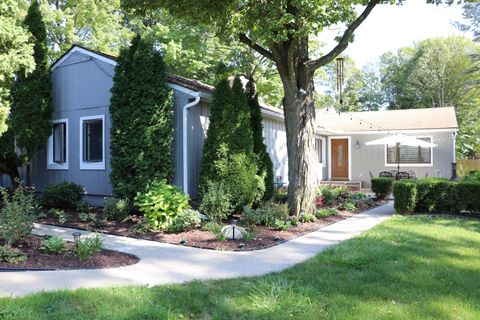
[221,225,246,240]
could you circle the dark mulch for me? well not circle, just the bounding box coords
[38,202,385,251]
[0,235,139,271]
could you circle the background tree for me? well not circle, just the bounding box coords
[314,57,384,111]
[110,35,174,200]
[199,76,261,212]
[0,0,51,185]
[122,0,384,215]
[379,36,480,158]
[456,1,480,42]
[246,78,275,200]
[39,0,133,59]
[0,0,34,135]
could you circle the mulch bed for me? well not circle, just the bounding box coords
[0,235,139,271]
[38,202,385,251]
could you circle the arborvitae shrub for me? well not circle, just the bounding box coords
[246,78,275,201]
[110,35,174,200]
[199,76,261,214]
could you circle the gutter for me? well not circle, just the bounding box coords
[182,93,201,195]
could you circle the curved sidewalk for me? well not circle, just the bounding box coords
[0,202,394,297]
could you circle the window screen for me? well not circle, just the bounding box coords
[315,138,323,163]
[83,119,103,162]
[53,122,66,164]
[386,137,431,164]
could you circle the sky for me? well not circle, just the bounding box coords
[319,1,470,68]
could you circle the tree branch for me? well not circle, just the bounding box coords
[307,0,380,71]
[239,33,275,62]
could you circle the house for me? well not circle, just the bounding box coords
[314,107,458,188]
[2,45,289,204]
[0,45,459,203]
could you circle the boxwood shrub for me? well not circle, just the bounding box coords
[371,178,394,200]
[392,181,417,214]
[455,181,480,212]
[42,182,84,209]
[392,178,480,214]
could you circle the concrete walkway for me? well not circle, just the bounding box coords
[0,202,394,297]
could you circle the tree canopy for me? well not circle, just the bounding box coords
[0,0,52,184]
[378,36,480,158]
[0,0,34,135]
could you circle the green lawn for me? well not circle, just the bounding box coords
[1,215,480,320]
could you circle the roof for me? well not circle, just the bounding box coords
[51,44,284,119]
[316,107,458,133]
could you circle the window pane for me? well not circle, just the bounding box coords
[387,137,431,164]
[315,139,323,163]
[83,120,103,162]
[53,123,66,164]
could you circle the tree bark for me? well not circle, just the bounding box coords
[273,38,317,216]
[236,0,380,215]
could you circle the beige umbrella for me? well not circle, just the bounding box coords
[365,134,437,174]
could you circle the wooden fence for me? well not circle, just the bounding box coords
[457,159,480,178]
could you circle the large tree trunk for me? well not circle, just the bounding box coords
[275,39,317,216]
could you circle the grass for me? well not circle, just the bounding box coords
[1,215,480,319]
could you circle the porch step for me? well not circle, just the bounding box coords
[319,180,362,191]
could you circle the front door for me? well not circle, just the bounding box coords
[331,138,349,180]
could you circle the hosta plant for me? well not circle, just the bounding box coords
[134,180,190,230]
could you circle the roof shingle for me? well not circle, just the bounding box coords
[316,107,458,133]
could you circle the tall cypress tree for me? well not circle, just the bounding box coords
[199,76,261,211]
[110,35,174,200]
[246,78,275,200]
[198,78,232,194]
[0,0,51,185]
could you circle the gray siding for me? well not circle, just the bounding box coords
[185,107,289,198]
[32,52,114,205]
[30,51,198,205]
[329,132,455,188]
[262,115,288,186]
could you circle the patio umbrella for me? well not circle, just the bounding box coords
[365,134,437,174]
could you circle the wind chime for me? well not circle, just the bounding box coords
[336,57,344,106]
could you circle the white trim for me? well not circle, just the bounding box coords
[320,128,458,135]
[315,136,326,168]
[79,115,105,170]
[168,83,198,96]
[328,136,352,181]
[384,135,434,168]
[47,118,69,170]
[452,131,457,163]
[51,46,117,71]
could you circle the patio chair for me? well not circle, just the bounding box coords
[396,171,410,180]
[379,171,393,178]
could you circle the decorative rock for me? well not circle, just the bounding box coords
[221,225,247,240]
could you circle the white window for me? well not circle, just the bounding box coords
[80,115,105,170]
[47,119,68,170]
[386,136,433,166]
[314,137,326,166]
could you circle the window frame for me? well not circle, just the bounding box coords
[79,115,105,170]
[384,135,433,167]
[47,118,69,170]
[314,137,326,167]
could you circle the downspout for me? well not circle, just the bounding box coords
[451,130,458,181]
[182,93,201,195]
